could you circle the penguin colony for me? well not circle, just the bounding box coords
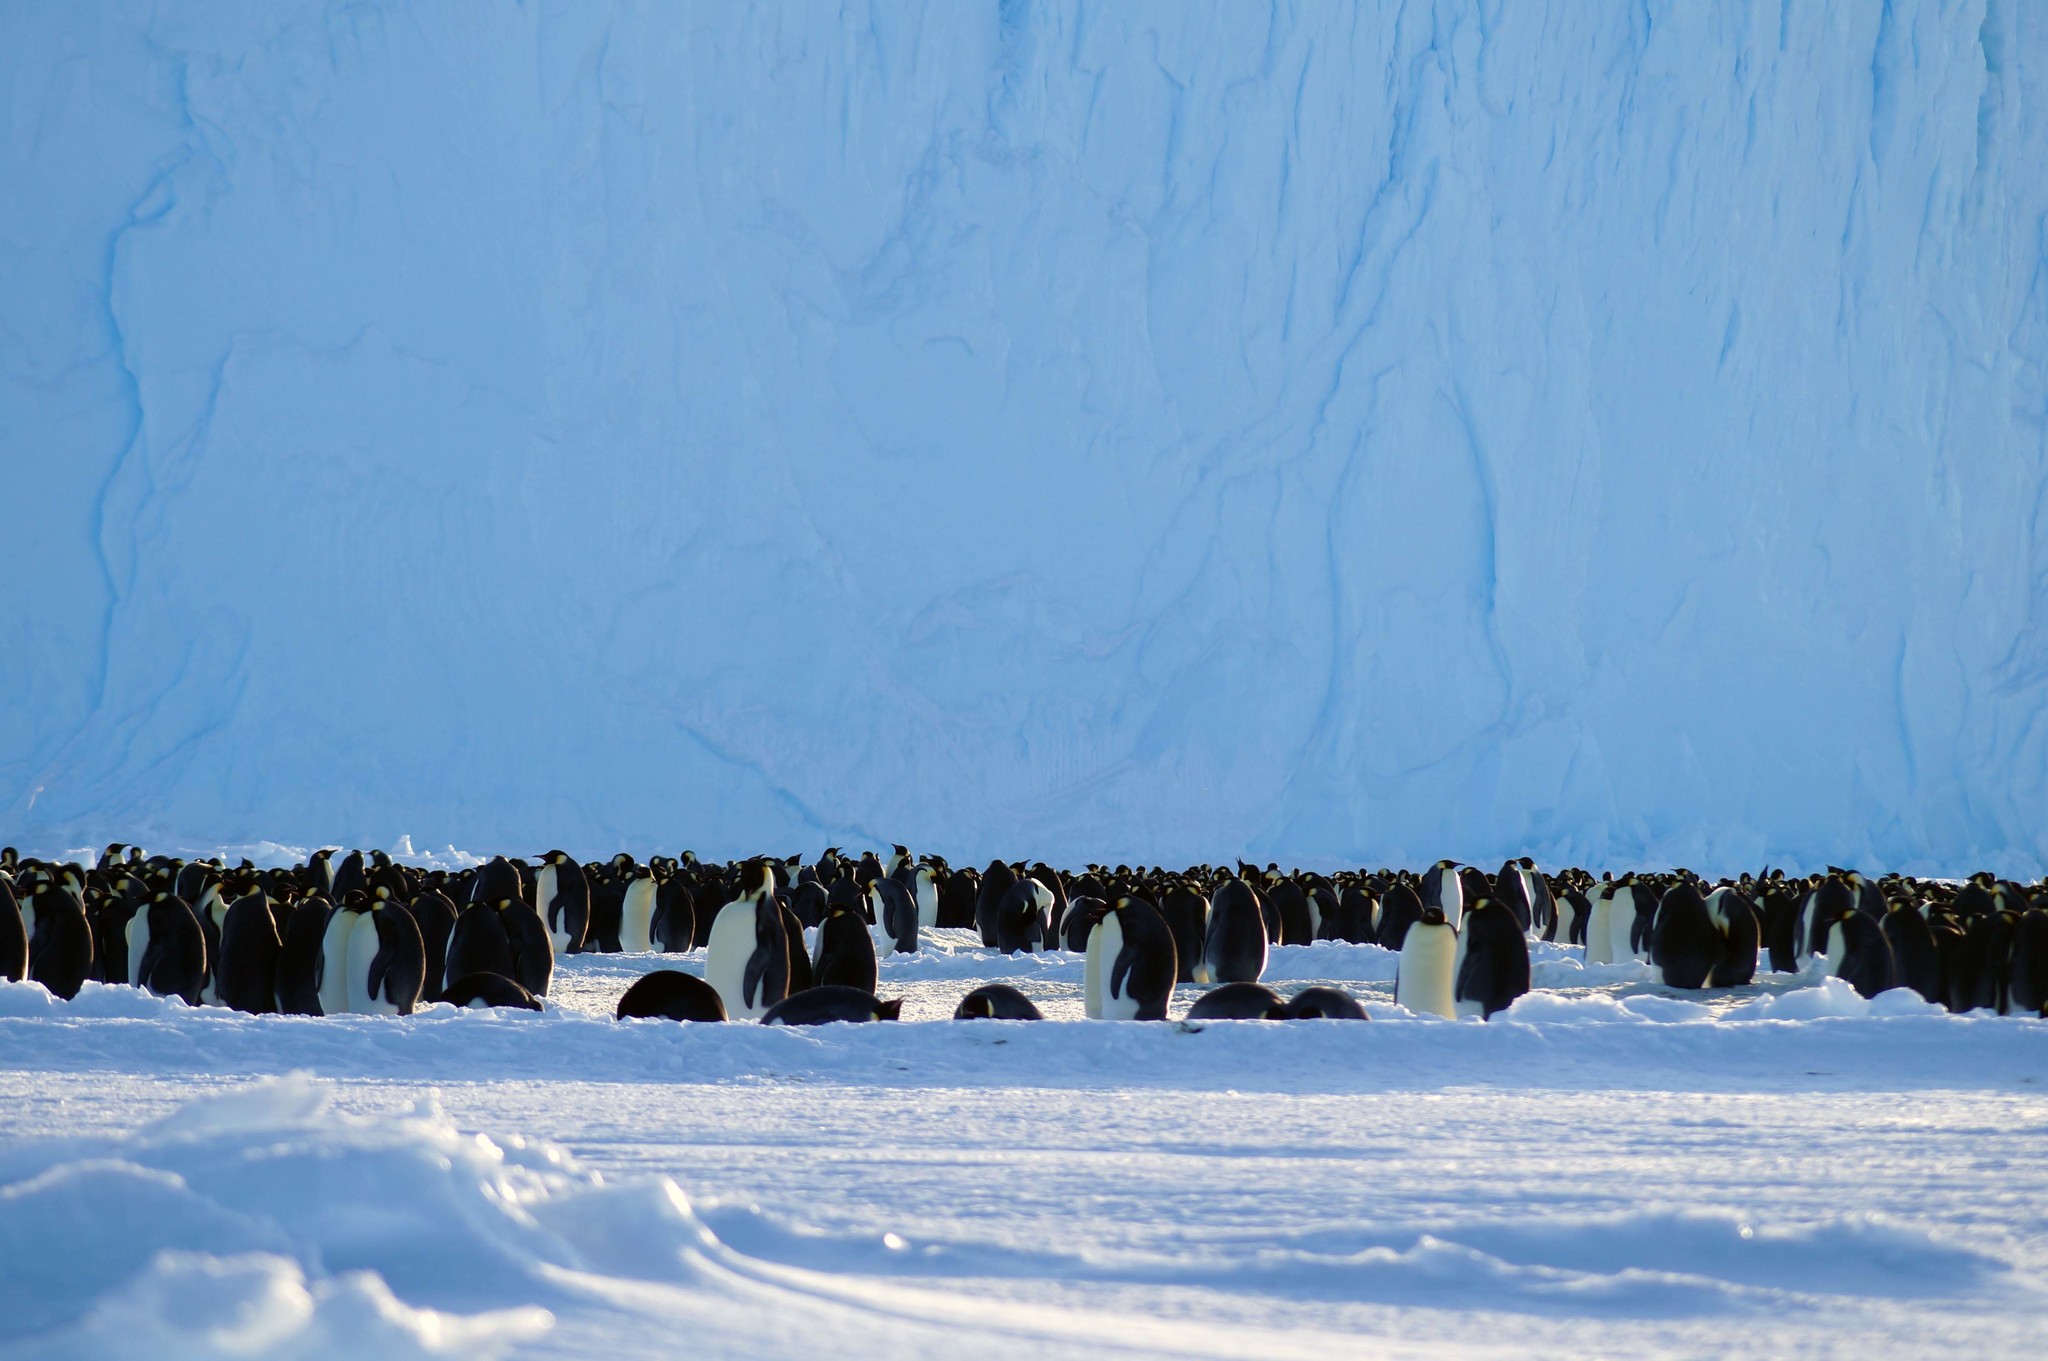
[3,844,2046,1024]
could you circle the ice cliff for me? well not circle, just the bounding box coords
[3,1,2045,873]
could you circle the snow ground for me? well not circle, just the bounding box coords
[3,940,2045,1359]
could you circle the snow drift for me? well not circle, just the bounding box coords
[3,1,2046,872]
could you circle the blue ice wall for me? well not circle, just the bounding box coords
[3,1,2046,873]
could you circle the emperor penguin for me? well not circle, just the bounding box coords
[443,899,516,995]
[975,861,1018,948]
[347,894,427,1014]
[315,894,368,1016]
[443,971,543,1011]
[1824,910,1896,999]
[1453,898,1530,1018]
[1703,886,1760,987]
[618,864,659,953]
[131,892,208,1004]
[704,860,790,1019]
[1198,879,1267,985]
[1185,981,1286,1020]
[1084,897,1177,1020]
[275,896,330,1014]
[762,985,903,1026]
[26,882,95,1000]
[954,983,1044,1020]
[995,877,1053,954]
[813,899,880,993]
[499,895,555,998]
[535,851,590,955]
[0,876,26,983]
[1419,861,1466,931]
[1374,881,1424,953]
[1277,985,1369,1020]
[911,863,940,930]
[215,890,282,1015]
[403,890,458,1003]
[651,874,697,950]
[1396,904,1458,1019]
[1159,882,1207,981]
[2006,908,2048,1018]
[1650,882,1718,989]
[1881,899,1942,1004]
[874,876,919,955]
[616,969,728,1022]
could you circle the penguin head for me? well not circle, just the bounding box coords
[957,993,991,1018]
[1419,904,1448,927]
[737,860,775,901]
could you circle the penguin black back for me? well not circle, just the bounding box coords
[1453,898,1531,1019]
[954,983,1043,1020]
[0,876,28,983]
[616,969,728,1022]
[215,891,282,1014]
[813,902,879,993]
[404,890,459,1003]
[975,861,1018,948]
[26,884,94,1001]
[1185,981,1285,1020]
[762,985,903,1025]
[443,971,543,1011]
[1276,985,1369,1020]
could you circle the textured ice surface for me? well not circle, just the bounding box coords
[4,2,2047,872]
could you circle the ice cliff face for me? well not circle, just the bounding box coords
[3,1,2045,872]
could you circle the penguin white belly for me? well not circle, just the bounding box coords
[1440,884,1463,933]
[536,866,567,950]
[348,913,398,1015]
[705,901,765,1019]
[1093,914,1139,1020]
[1584,896,1615,964]
[1795,892,1819,966]
[1608,889,1640,962]
[1823,920,1849,981]
[316,909,356,1016]
[1082,916,1116,1019]
[619,880,656,953]
[1398,923,1458,1019]
[125,909,152,987]
[915,875,938,930]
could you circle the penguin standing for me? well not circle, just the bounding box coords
[1062,896,1108,952]
[1881,901,1942,1005]
[215,890,282,1015]
[275,896,331,1014]
[617,865,659,953]
[1083,897,1177,1020]
[1159,883,1207,982]
[1583,880,1619,964]
[975,861,1018,948]
[912,863,940,930]
[315,895,367,1016]
[442,899,516,995]
[535,851,590,955]
[1824,911,1896,999]
[1453,898,1530,1018]
[469,856,521,905]
[1331,884,1376,944]
[25,883,94,1000]
[500,896,555,998]
[1549,886,1590,947]
[1649,882,1719,990]
[1704,887,1760,987]
[704,861,790,1020]
[131,893,208,1004]
[347,899,427,1015]
[995,877,1052,954]
[0,876,27,983]
[404,890,459,1003]
[1396,905,1458,1019]
[1374,882,1424,954]
[875,876,919,955]
[2006,908,2048,1017]
[1268,879,1315,946]
[813,900,879,993]
[652,874,698,950]
[1198,879,1267,985]
[1419,861,1466,932]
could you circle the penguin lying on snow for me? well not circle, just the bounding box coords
[1185,981,1286,1020]
[954,983,1043,1020]
[616,969,727,1022]
[443,971,543,1011]
[762,985,902,1025]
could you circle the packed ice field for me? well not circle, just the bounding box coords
[2,842,2045,1360]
